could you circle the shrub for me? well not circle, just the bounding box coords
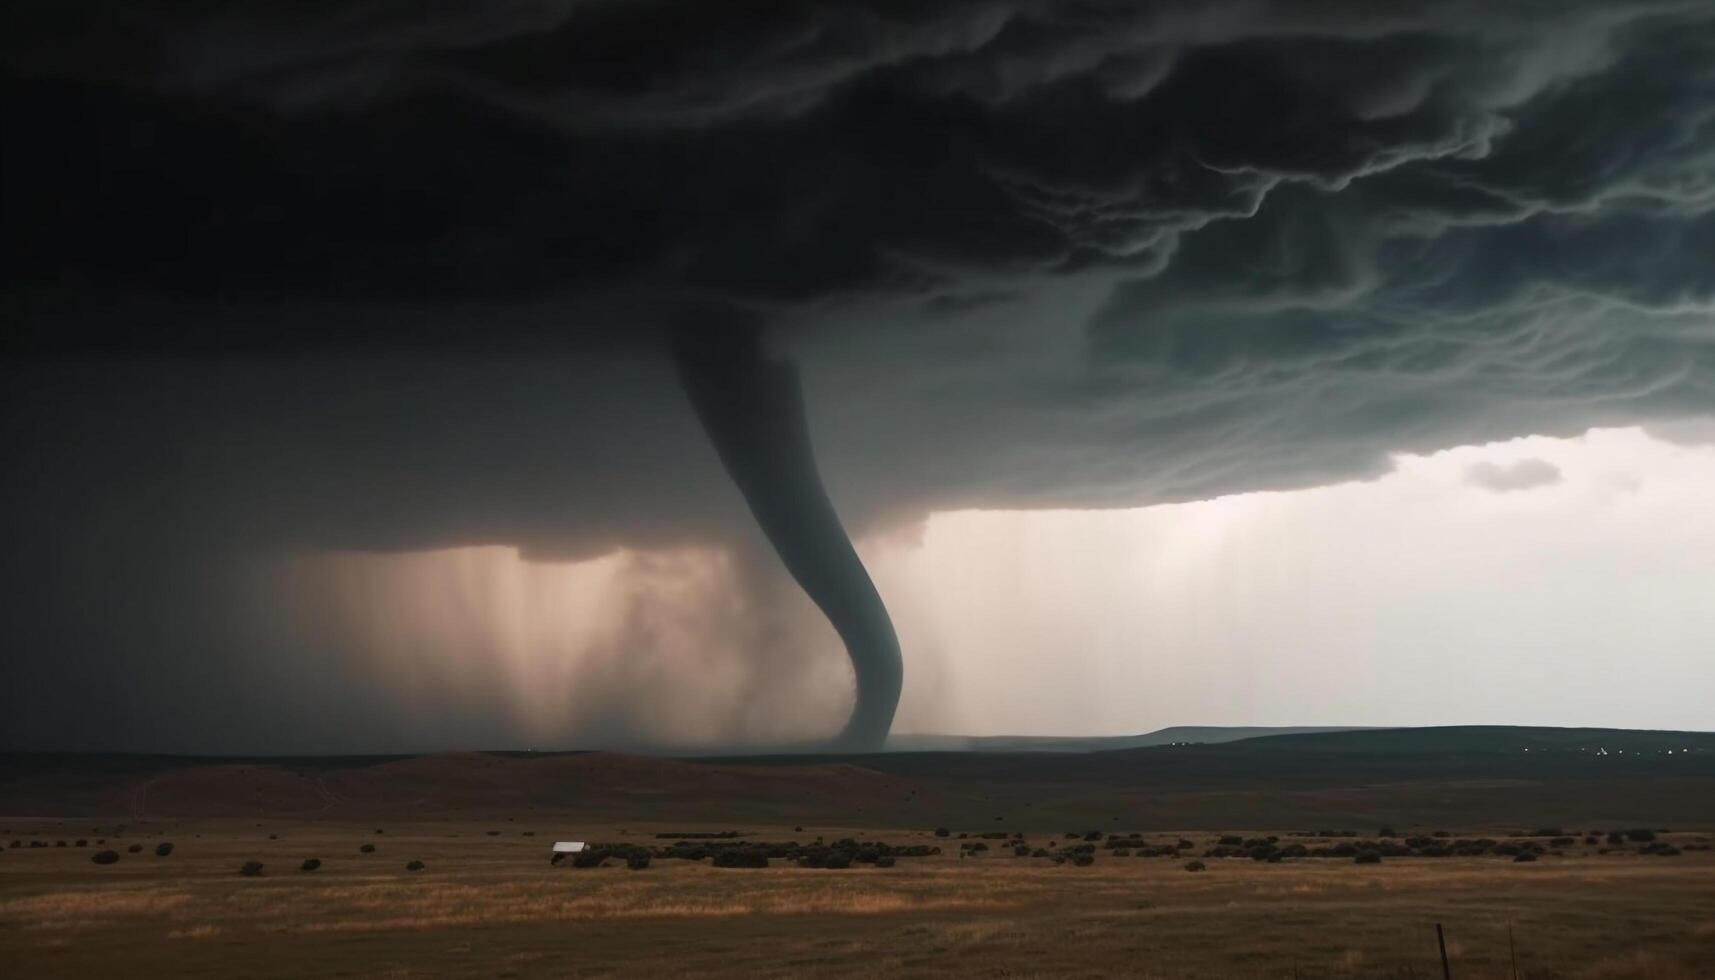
[76,839,88,847]
[571,851,602,868]
[1071,854,1094,866]
[155,843,174,857]
[91,850,120,865]
[127,844,143,853]
[1514,852,1538,863]
[824,851,852,869]
[1183,860,1206,872]
[1378,827,1396,838]
[360,843,376,853]
[240,861,264,876]
[56,841,67,847]
[300,858,321,872]
[875,855,895,868]
[933,827,950,838]
[627,853,651,870]
[713,849,769,869]
[486,830,501,836]
[1625,829,1656,842]
[406,860,425,872]
[1354,851,1382,865]
[1218,835,1244,846]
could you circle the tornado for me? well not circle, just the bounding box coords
[670,315,902,751]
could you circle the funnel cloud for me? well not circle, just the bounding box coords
[672,315,903,749]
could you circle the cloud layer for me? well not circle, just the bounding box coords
[4,1,1715,748]
[1464,458,1562,492]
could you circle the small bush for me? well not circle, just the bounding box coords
[406,860,425,872]
[1625,829,1656,842]
[359,844,376,853]
[155,842,174,857]
[933,827,950,838]
[75,839,88,847]
[1071,854,1094,867]
[486,830,501,836]
[127,844,143,854]
[1378,827,1396,838]
[1354,851,1381,865]
[571,851,602,868]
[713,849,770,868]
[240,861,264,877]
[627,853,651,870]
[56,841,67,847]
[91,850,120,865]
[1183,860,1206,872]
[823,851,852,870]
[300,858,321,872]
[875,855,895,868]
[1514,852,1538,863]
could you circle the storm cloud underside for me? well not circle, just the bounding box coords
[4,1,1714,749]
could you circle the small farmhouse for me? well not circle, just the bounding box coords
[550,841,586,865]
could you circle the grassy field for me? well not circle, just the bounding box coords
[4,818,1712,979]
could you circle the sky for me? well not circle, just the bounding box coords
[3,1,1714,751]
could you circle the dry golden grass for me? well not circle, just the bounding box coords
[2,818,1712,978]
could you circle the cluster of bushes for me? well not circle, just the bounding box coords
[712,849,770,868]
[654,831,744,839]
[558,837,937,870]
[1174,829,1691,863]
[12,838,172,855]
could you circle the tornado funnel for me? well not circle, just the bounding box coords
[671,317,902,750]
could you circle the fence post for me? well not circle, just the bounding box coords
[1436,922,1452,980]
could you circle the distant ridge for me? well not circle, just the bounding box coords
[884,725,1371,753]
[1218,725,1715,756]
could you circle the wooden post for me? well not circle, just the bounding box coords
[1436,922,1452,980]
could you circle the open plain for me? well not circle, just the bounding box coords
[5,730,1714,978]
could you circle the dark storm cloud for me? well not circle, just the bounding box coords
[4,1,1715,749]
